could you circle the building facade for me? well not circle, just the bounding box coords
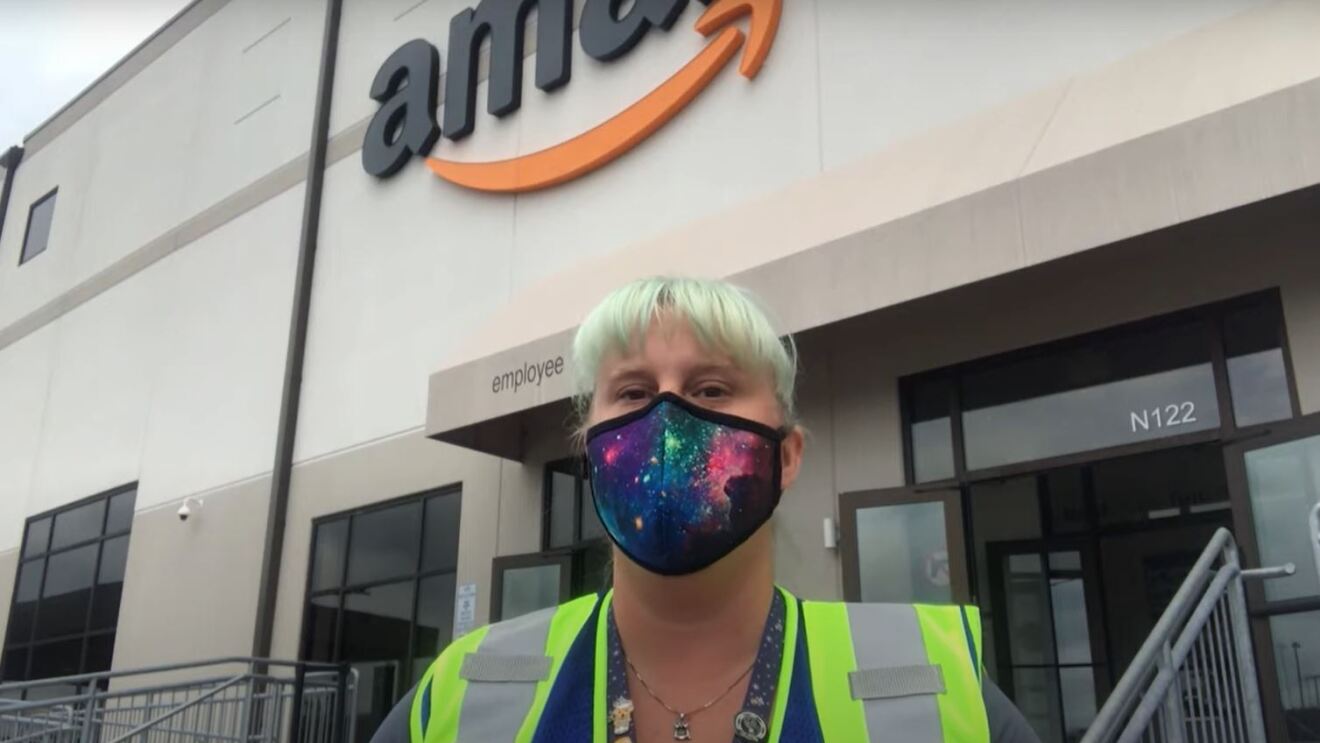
[2,1,1320,741]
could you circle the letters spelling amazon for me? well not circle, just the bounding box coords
[361,0,713,179]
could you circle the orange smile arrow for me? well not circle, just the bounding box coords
[426,0,782,193]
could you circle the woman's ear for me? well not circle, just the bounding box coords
[779,426,805,492]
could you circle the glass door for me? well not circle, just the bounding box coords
[840,487,968,604]
[1225,414,1320,742]
[491,552,572,622]
[987,541,1108,743]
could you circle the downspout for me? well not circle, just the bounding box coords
[252,0,342,660]
[0,146,24,248]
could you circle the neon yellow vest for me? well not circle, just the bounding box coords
[411,588,989,743]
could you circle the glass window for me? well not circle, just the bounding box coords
[960,321,1220,470]
[1268,611,1320,742]
[311,519,349,592]
[23,518,50,559]
[908,375,956,483]
[7,560,44,645]
[856,500,952,604]
[413,573,457,682]
[1242,434,1320,603]
[30,638,82,681]
[341,582,414,662]
[2,647,29,682]
[38,544,97,640]
[500,564,562,621]
[548,471,577,549]
[20,189,56,265]
[302,488,462,733]
[304,595,340,662]
[3,487,135,684]
[51,500,107,550]
[91,536,129,630]
[422,492,462,573]
[104,491,135,534]
[346,501,422,586]
[1223,301,1292,427]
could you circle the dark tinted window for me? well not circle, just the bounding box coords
[303,488,462,736]
[961,321,1219,469]
[421,492,461,573]
[3,488,134,685]
[548,471,576,549]
[20,189,56,265]
[51,500,106,550]
[23,519,50,559]
[346,502,422,585]
[91,537,129,630]
[105,491,135,534]
[311,519,349,592]
[907,375,955,482]
[1223,301,1292,426]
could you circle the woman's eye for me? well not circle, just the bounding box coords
[618,388,650,402]
[694,385,729,399]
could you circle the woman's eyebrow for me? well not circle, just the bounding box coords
[687,362,742,379]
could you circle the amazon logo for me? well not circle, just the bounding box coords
[362,0,781,193]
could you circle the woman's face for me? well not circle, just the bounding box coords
[589,316,804,492]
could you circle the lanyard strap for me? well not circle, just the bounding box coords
[604,590,786,742]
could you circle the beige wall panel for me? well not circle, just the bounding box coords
[270,432,502,662]
[111,477,270,671]
[771,333,842,601]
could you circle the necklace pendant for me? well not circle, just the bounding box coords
[673,714,693,741]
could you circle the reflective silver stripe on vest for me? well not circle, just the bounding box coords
[456,605,557,742]
[846,603,943,742]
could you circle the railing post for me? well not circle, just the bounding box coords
[1224,542,1270,742]
[1160,642,1188,743]
[79,681,99,742]
[288,663,307,743]
[239,663,255,743]
[1308,502,1320,592]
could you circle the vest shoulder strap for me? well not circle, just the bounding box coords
[412,593,599,743]
[801,601,989,743]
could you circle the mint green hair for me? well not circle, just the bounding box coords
[572,277,798,424]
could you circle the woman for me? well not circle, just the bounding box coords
[375,277,1039,743]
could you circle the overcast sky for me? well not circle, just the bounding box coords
[0,0,191,148]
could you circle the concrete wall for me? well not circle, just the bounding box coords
[111,477,271,670]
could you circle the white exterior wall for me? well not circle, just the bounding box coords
[0,0,323,552]
[302,0,1265,463]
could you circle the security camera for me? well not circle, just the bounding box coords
[177,497,203,522]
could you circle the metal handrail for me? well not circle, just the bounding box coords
[1081,527,1295,743]
[0,657,357,743]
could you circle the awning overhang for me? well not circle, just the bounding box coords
[427,0,1320,459]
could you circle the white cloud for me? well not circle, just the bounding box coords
[0,0,190,148]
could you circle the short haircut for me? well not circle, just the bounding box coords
[572,276,798,424]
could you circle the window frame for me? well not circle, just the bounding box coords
[899,290,1300,487]
[18,187,57,265]
[296,485,463,691]
[1,483,136,686]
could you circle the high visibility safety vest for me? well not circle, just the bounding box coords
[410,588,989,743]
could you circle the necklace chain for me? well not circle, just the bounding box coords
[625,655,756,722]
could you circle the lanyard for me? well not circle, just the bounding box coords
[604,590,786,742]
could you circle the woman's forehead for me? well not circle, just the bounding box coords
[601,318,737,373]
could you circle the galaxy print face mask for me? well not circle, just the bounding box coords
[585,393,786,576]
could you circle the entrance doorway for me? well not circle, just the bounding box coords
[973,444,1231,743]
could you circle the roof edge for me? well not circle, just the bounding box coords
[21,0,229,156]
